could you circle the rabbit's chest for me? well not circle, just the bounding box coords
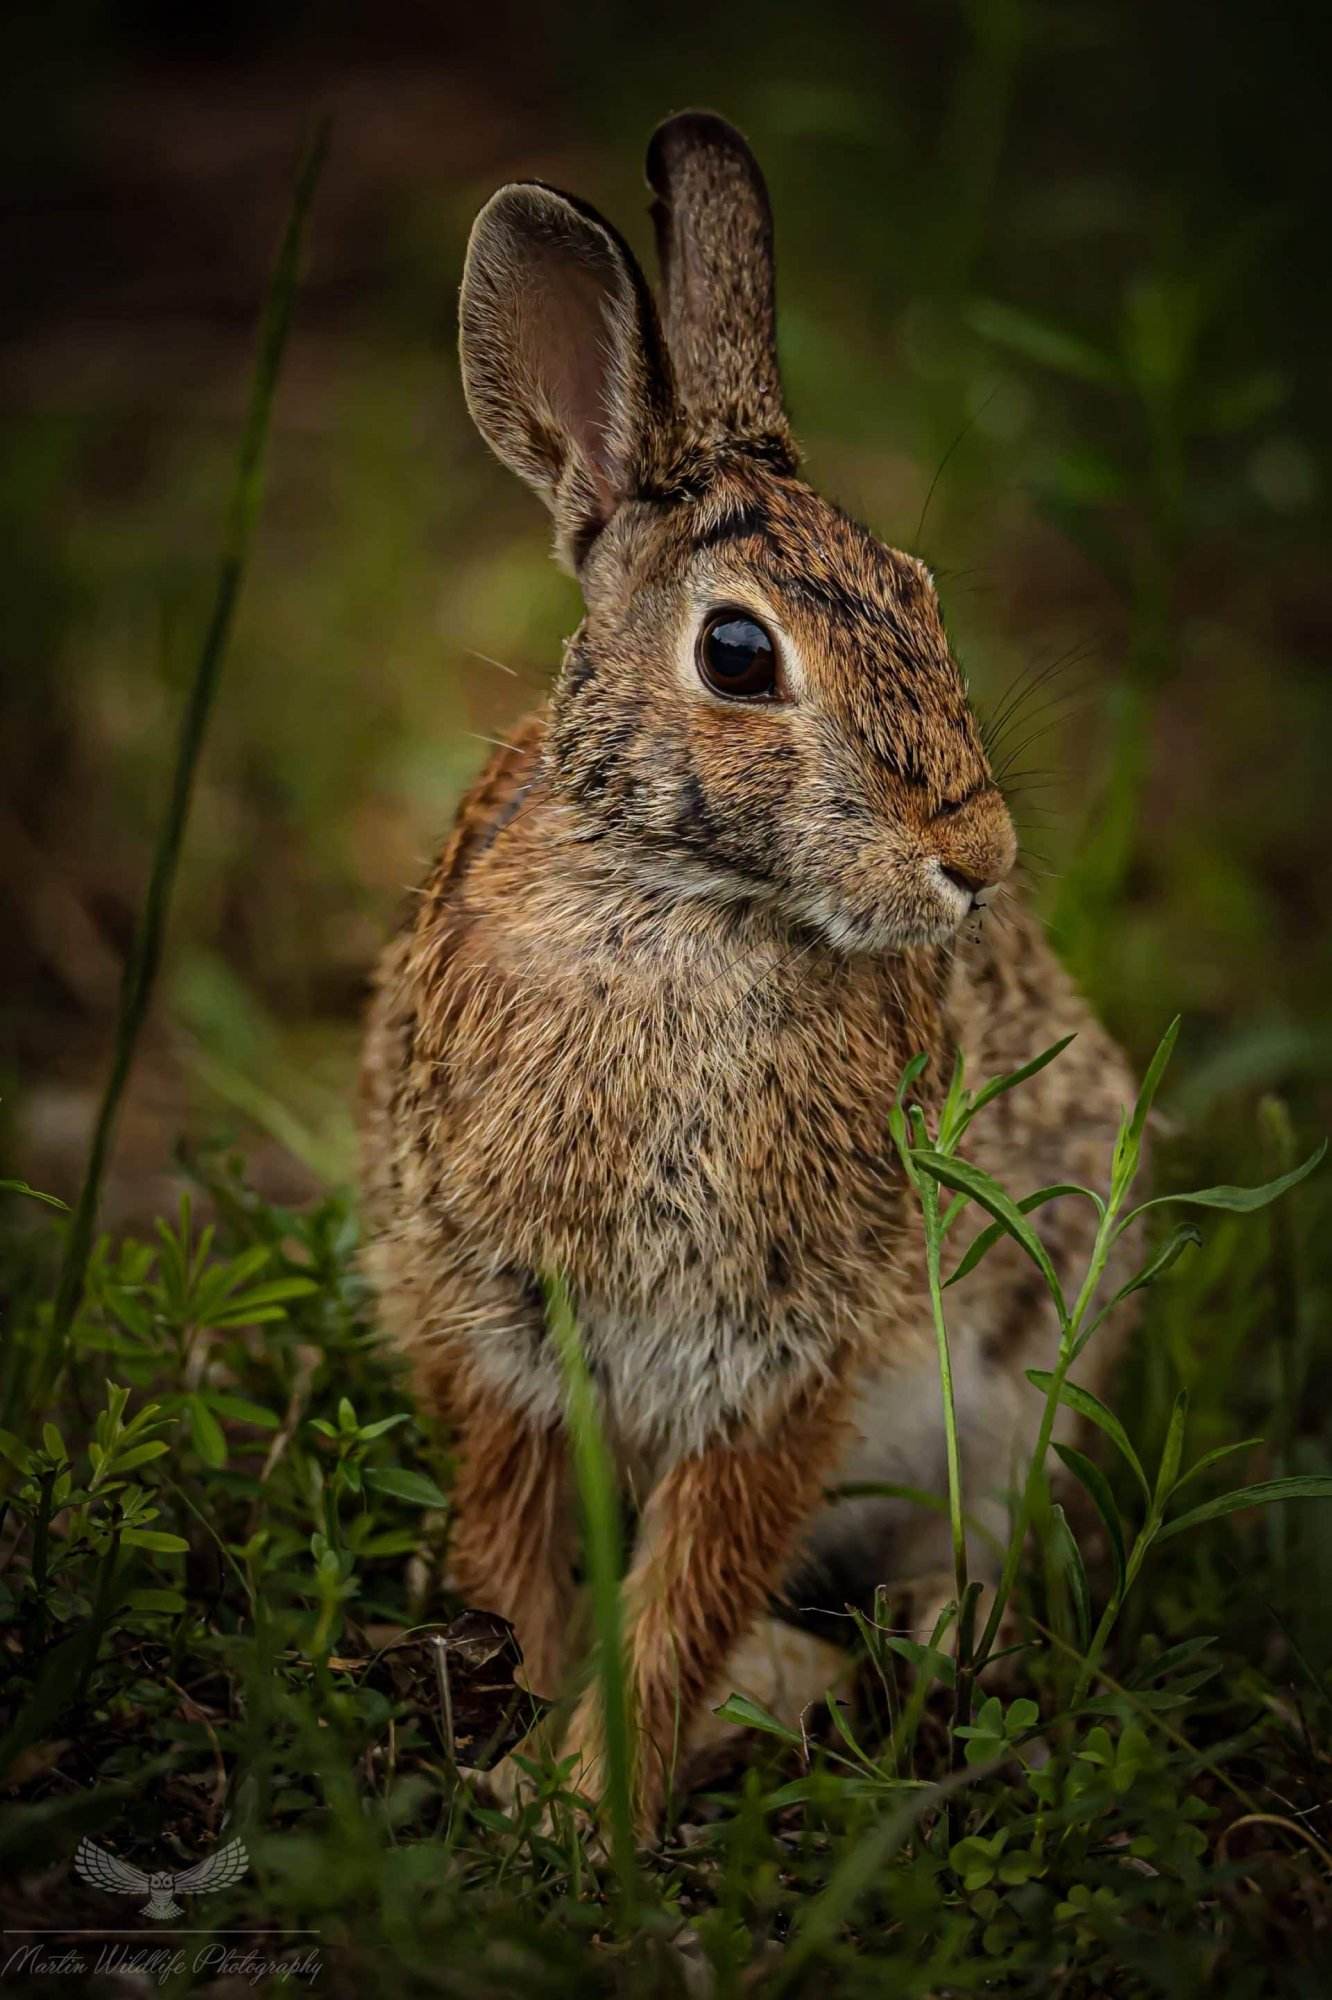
[436,958,924,1453]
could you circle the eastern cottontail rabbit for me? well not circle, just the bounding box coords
[360,112,1139,1833]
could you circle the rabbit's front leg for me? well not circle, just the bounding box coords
[444,1367,577,1701]
[560,1371,849,1838]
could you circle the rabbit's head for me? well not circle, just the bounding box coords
[459,113,1015,952]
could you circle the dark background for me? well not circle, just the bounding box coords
[4,0,1330,1219]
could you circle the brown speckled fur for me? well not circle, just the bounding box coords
[359,113,1140,1835]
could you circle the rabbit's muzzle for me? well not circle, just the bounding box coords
[927,785,1017,919]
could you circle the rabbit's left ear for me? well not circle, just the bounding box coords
[647,111,794,461]
[460,183,677,568]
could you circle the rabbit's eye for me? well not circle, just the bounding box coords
[697,609,778,699]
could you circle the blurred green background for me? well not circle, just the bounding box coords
[3,0,1330,1220]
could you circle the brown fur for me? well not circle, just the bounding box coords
[358,112,1140,1833]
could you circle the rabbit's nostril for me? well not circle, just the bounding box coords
[940,863,988,900]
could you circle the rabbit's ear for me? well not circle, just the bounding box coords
[460,183,675,565]
[646,112,792,457]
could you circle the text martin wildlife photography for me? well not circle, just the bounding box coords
[2,3,1330,1994]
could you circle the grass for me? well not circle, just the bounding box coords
[3,1042,1331,1995]
[5,16,1332,1995]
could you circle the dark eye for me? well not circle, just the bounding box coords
[696,609,778,699]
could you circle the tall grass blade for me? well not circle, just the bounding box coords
[46,124,329,1370]
[543,1276,639,1920]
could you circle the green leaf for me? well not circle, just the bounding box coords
[968,299,1122,386]
[1172,1437,1263,1497]
[947,1185,1098,1290]
[1157,1476,1332,1542]
[1112,1017,1179,1199]
[202,1393,281,1430]
[125,1588,188,1615]
[356,1413,412,1441]
[0,1177,69,1211]
[1154,1391,1189,1511]
[217,1276,320,1311]
[877,1634,956,1688]
[1048,1504,1088,1656]
[1121,1141,1326,1233]
[0,1428,33,1473]
[712,1691,805,1743]
[1054,1444,1126,1591]
[363,1466,449,1509]
[913,1152,1066,1320]
[112,1439,171,1474]
[188,1395,227,1471]
[121,1529,189,1553]
[830,1480,950,1515]
[1027,1370,1150,1503]
[1103,1225,1202,1310]
[968,1035,1077,1119]
[895,1051,929,1109]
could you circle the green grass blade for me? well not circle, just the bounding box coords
[544,1276,639,1921]
[46,123,329,1368]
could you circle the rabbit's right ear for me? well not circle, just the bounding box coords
[460,183,676,567]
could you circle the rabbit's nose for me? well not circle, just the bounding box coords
[932,791,1017,905]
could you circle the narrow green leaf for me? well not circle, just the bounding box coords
[1120,1141,1326,1231]
[1048,1504,1088,1656]
[112,1439,171,1474]
[1130,1018,1180,1149]
[1027,1369,1150,1504]
[355,1413,412,1441]
[1054,1443,1126,1591]
[830,1480,950,1515]
[1105,1225,1202,1308]
[895,1051,929,1109]
[969,1035,1077,1118]
[877,1634,956,1689]
[712,1691,804,1744]
[1154,1391,1189,1511]
[0,1428,33,1472]
[1172,1437,1263,1497]
[121,1529,189,1553]
[913,1152,1066,1320]
[216,1277,319,1312]
[947,1185,1098,1290]
[1113,1017,1179,1198]
[364,1466,449,1509]
[125,1588,188,1615]
[1157,1476,1332,1542]
[967,299,1122,386]
[188,1395,227,1471]
[0,1178,69,1211]
[202,1393,281,1430]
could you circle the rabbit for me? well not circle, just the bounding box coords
[358,110,1141,1836]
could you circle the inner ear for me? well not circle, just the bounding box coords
[460,184,675,562]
